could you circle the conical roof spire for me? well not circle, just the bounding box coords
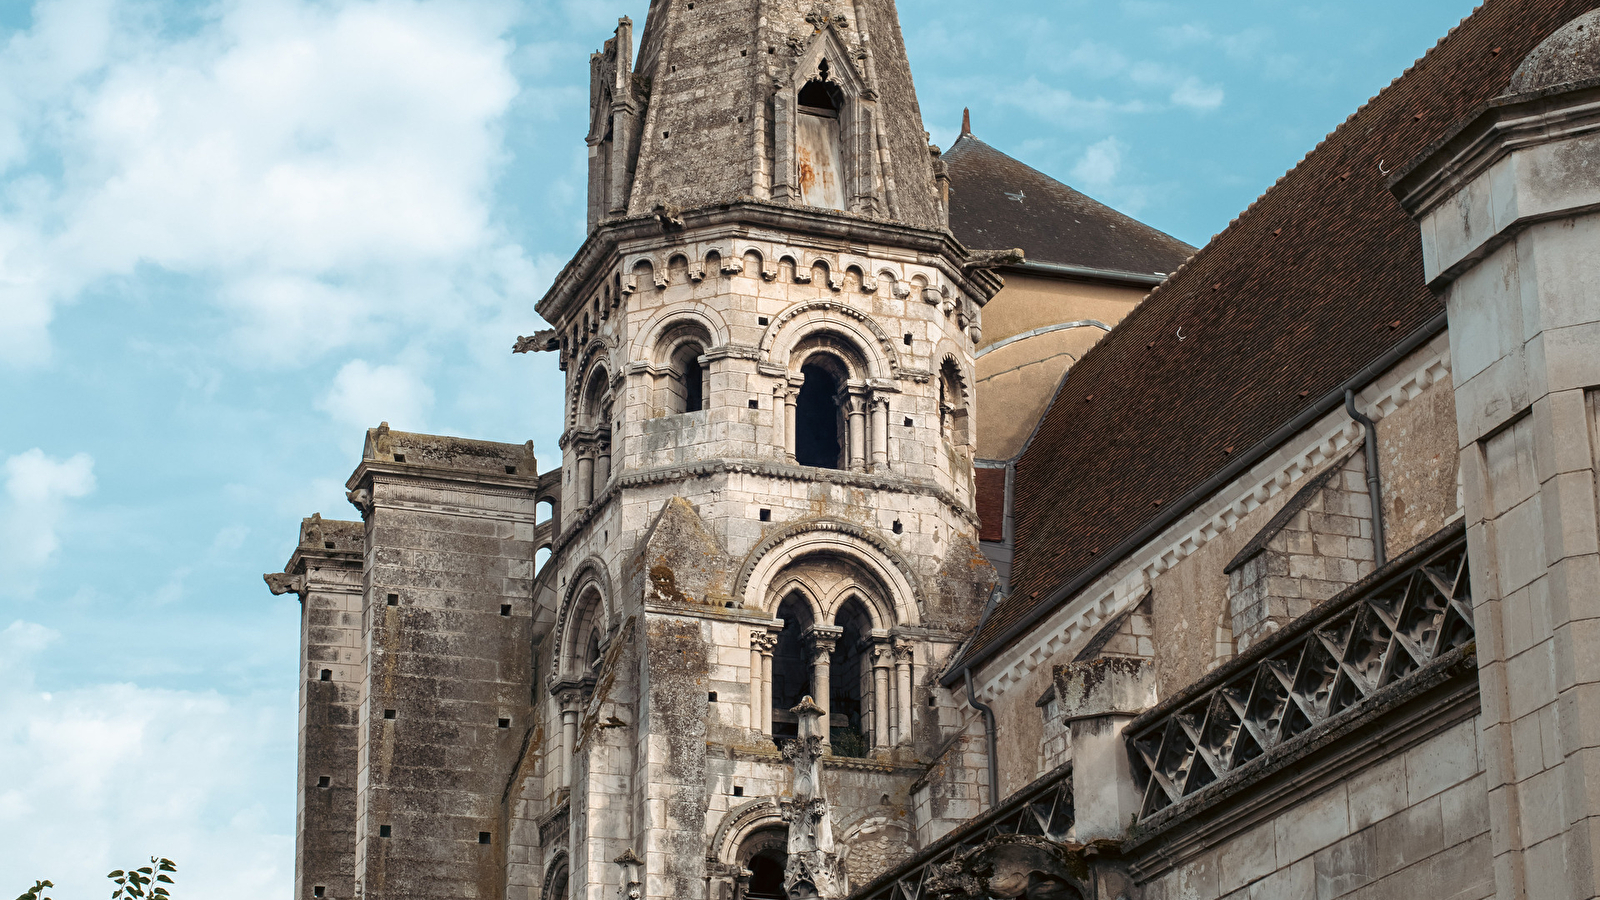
[584,0,945,230]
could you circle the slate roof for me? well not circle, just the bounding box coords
[944,134,1193,276]
[949,0,1596,675]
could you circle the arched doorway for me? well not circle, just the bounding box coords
[739,826,789,900]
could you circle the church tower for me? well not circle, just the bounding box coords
[525,2,1003,899]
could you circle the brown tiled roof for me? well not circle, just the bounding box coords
[976,468,1006,542]
[944,134,1193,275]
[951,0,1593,674]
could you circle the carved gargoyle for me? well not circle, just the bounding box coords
[963,248,1026,275]
[263,573,306,596]
[514,330,559,354]
[924,836,1087,900]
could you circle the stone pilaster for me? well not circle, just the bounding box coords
[1394,71,1600,900]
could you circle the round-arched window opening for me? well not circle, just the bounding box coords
[771,594,816,741]
[670,342,706,414]
[544,862,570,900]
[829,597,872,758]
[795,363,843,469]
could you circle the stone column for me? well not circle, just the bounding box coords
[784,389,799,462]
[576,447,595,507]
[870,637,892,751]
[806,626,843,732]
[751,632,777,735]
[893,640,914,746]
[847,394,867,472]
[557,689,583,789]
[595,438,611,494]
[871,397,889,472]
[1054,658,1156,840]
[1391,70,1600,900]
[774,385,790,455]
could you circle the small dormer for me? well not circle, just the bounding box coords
[773,25,884,216]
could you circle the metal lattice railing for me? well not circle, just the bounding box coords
[848,763,1074,900]
[1128,531,1474,820]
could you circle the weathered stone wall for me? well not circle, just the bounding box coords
[347,436,540,900]
[1139,716,1490,900]
[284,518,364,900]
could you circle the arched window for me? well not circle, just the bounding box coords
[654,320,713,417]
[581,365,611,429]
[563,585,606,681]
[830,597,873,758]
[796,63,846,210]
[795,362,844,469]
[939,360,968,447]
[671,342,706,414]
[543,857,570,900]
[771,593,816,740]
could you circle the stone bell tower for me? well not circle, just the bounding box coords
[519,2,1004,899]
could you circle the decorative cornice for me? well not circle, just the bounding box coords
[548,458,976,560]
[536,201,1002,325]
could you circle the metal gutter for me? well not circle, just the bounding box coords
[974,320,1113,359]
[940,308,1450,687]
[1004,259,1170,286]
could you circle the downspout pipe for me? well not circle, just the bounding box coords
[1345,389,1387,567]
[964,668,1000,811]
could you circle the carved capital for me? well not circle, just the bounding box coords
[806,625,843,656]
[892,640,914,664]
[751,632,779,654]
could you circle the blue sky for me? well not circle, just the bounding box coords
[0,0,1480,894]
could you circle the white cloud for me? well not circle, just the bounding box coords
[1170,76,1225,111]
[0,620,293,899]
[0,0,531,368]
[1,448,95,576]
[1071,136,1126,190]
[318,358,435,432]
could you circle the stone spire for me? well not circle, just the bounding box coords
[585,0,947,230]
[780,696,848,900]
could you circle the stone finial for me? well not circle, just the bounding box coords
[961,107,972,136]
[792,695,826,734]
[782,697,847,899]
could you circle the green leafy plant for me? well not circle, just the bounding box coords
[108,858,177,900]
[15,881,53,900]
